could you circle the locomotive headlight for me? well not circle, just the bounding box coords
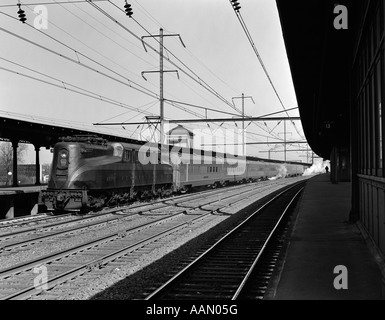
[58,149,69,168]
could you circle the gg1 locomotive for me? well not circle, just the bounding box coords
[39,135,308,213]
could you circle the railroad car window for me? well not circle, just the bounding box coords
[123,150,131,162]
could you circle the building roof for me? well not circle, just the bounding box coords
[0,110,143,148]
[166,124,194,137]
[276,0,361,158]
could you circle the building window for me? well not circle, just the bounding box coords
[376,59,383,171]
[359,98,364,173]
[355,3,385,177]
[123,150,131,162]
[371,72,376,173]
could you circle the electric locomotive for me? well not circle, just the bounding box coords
[39,135,173,212]
[39,135,307,213]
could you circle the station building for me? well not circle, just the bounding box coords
[276,0,385,256]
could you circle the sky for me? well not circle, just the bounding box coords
[0,0,310,164]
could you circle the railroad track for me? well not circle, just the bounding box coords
[0,182,270,300]
[0,212,71,229]
[0,179,283,255]
[0,209,213,299]
[0,179,261,233]
[144,182,304,300]
[0,177,307,300]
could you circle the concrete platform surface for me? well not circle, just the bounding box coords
[271,174,384,300]
[0,185,47,195]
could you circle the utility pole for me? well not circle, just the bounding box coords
[141,28,185,145]
[232,93,254,156]
[159,27,164,145]
[278,119,292,162]
[283,120,286,162]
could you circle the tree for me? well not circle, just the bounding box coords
[0,141,28,186]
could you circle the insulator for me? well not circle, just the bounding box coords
[124,2,133,17]
[17,4,26,23]
[231,0,241,12]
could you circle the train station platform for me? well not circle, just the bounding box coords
[268,174,385,300]
[0,185,47,219]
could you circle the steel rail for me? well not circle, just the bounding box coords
[1,209,215,300]
[0,179,277,281]
[0,180,278,252]
[0,178,307,300]
[231,186,303,299]
[144,181,305,300]
[0,213,71,229]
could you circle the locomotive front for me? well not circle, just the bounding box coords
[39,140,87,211]
[39,136,112,212]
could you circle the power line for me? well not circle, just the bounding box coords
[0,1,108,8]
[1,2,301,157]
[0,14,160,100]
[164,99,242,117]
[105,1,243,115]
[0,59,156,116]
[5,3,241,124]
[228,0,305,140]
[87,1,262,145]
[15,3,241,123]
[0,13,252,130]
[131,0,163,27]
[52,0,158,71]
[44,0,282,148]
[103,1,289,141]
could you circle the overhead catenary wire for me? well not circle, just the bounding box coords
[0,62,156,117]
[15,3,239,125]
[0,9,216,128]
[0,26,237,142]
[121,0,247,114]
[53,0,159,71]
[94,1,286,142]
[229,0,305,140]
[0,0,108,8]
[0,29,238,142]
[105,0,243,115]
[0,2,304,157]
[87,1,261,144]
[13,2,286,145]
[0,13,160,100]
[0,9,246,127]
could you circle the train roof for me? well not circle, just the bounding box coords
[58,135,311,167]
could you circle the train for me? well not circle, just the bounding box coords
[38,135,309,213]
